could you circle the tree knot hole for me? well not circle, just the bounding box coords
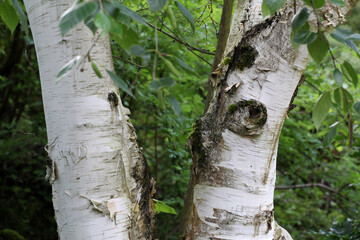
[225,100,267,136]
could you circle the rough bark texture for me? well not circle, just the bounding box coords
[180,0,358,239]
[24,0,154,239]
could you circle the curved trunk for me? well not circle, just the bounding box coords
[180,0,358,239]
[24,0,154,239]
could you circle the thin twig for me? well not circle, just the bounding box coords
[98,0,103,11]
[113,56,149,68]
[145,20,215,56]
[341,88,354,147]
[309,0,337,68]
[153,18,158,81]
[122,68,143,102]
[304,79,322,93]
[276,183,339,194]
[147,18,212,66]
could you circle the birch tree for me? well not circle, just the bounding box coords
[22,1,155,239]
[1,0,359,239]
[180,0,359,239]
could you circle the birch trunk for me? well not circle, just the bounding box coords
[180,0,358,239]
[24,1,154,239]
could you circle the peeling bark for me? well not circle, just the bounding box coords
[24,0,154,239]
[180,0,359,239]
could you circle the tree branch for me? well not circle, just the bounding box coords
[145,20,215,57]
[276,183,338,194]
[211,0,235,71]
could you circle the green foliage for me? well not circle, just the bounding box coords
[106,70,135,99]
[10,0,29,36]
[148,0,168,12]
[261,0,286,17]
[312,92,331,130]
[56,55,82,82]
[334,68,343,86]
[91,61,103,78]
[153,199,177,214]
[303,0,325,8]
[0,1,18,34]
[291,8,310,31]
[315,217,360,239]
[354,101,360,113]
[341,61,358,87]
[0,21,57,239]
[0,229,25,240]
[292,30,317,44]
[94,11,112,34]
[276,38,360,238]
[308,33,328,64]
[59,1,98,36]
[323,122,338,147]
[175,1,195,33]
[1,1,359,240]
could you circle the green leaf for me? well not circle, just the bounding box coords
[328,0,345,5]
[153,199,177,215]
[333,88,344,109]
[83,3,100,35]
[166,5,178,30]
[106,70,135,99]
[333,68,343,86]
[59,1,97,36]
[307,33,328,64]
[102,1,119,17]
[261,0,286,17]
[0,2,19,34]
[175,57,197,75]
[94,12,112,34]
[157,89,166,109]
[346,40,359,54]
[149,78,175,89]
[130,45,147,56]
[11,0,29,36]
[312,92,331,130]
[331,28,354,44]
[292,8,310,30]
[303,0,325,8]
[130,45,150,62]
[323,122,339,147]
[333,88,353,112]
[56,56,82,82]
[353,101,360,114]
[111,24,138,49]
[147,0,168,12]
[346,33,360,42]
[341,61,358,88]
[84,17,98,35]
[148,81,161,89]
[91,61,103,78]
[159,78,175,87]
[159,55,181,77]
[169,95,184,120]
[175,1,195,33]
[116,3,147,26]
[292,30,317,44]
[109,21,123,35]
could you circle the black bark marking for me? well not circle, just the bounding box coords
[225,100,267,136]
[107,92,118,110]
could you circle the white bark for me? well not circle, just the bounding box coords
[24,0,154,239]
[181,0,358,239]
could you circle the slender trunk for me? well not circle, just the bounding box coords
[24,0,154,239]
[180,0,358,239]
